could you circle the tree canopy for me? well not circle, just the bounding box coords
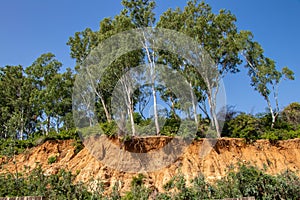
[0,0,295,140]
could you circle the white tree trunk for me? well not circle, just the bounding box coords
[189,81,198,126]
[142,31,160,135]
[121,75,136,136]
[99,95,112,123]
[86,69,112,123]
[266,96,276,128]
[206,79,221,137]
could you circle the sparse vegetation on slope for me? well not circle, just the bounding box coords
[0,164,299,199]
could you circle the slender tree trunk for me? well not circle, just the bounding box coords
[20,107,24,140]
[207,96,220,137]
[121,75,136,136]
[126,84,136,136]
[189,81,198,126]
[129,106,135,136]
[266,96,276,128]
[86,69,112,123]
[99,95,112,123]
[142,31,160,135]
[206,81,221,137]
[119,110,126,137]
[46,115,50,135]
[152,82,160,135]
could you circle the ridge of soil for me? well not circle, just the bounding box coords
[1,137,300,193]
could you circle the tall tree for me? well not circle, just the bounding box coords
[25,53,69,134]
[69,9,144,135]
[122,0,162,135]
[0,66,36,139]
[157,0,248,136]
[67,28,99,71]
[241,40,294,128]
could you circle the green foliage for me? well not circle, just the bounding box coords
[123,174,151,200]
[133,112,143,125]
[160,117,180,136]
[161,164,300,200]
[0,164,299,199]
[131,174,145,188]
[45,129,80,141]
[100,121,117,137]
[0,54,74,140]
[47,156,57,164]
[215,164,300,199]
[72,140,84,155]
[261,129,300,142]
[0,138,35,156]
[162,173,215,199]
[281,102,300,129]
[0,166,93,199]
[225,113,260,142]
[221,105,300,142]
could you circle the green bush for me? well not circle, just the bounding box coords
[215,164,300,199]
[0,138,35,156]
[0,129,84,157]
[160,118,180,136]
[225,113,260,142]
[0,166,94,199]
[261,129,300,142]
[72,140,84,154]
[123,174,151,200]
[100,121,117,137]
[281,102,300,129]
[0,164,299,199]
[48,156,57,164]
[161,164,300,200]
[46,129,79,141]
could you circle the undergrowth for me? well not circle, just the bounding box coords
[0,164,299,199]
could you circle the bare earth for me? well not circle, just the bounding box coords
[1,137,300,193]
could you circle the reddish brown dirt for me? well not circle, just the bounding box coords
[1,137,300,193]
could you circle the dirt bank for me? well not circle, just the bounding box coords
[1,137,299,193]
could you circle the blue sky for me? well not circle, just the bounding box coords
[0,0,299,114]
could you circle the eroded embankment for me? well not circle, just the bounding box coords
[1,137,299,193]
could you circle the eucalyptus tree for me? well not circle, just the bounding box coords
[67,28,99,72]
[25,53,70,134]
[241,39,294,128]
[69,8,145,135]
[0,65,36,139]
[122,0,162,135]
[69,0,294,137]
[157,0,247,136]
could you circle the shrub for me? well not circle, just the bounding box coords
[261,129,300,142]
[160,117,180,136]
[216,164,300,199]
[0,138,35,156]
[281,102,300,129]
[123,174,151,200]
[225,113,260,142]
[100,121,117,137]
[0,166,93,199]
[48,156,57,164]
[0,164,299,199]
[72,140,84,154]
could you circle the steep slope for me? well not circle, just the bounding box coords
[1,138,300,193]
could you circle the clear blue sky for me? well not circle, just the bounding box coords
[0,0,299,114]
